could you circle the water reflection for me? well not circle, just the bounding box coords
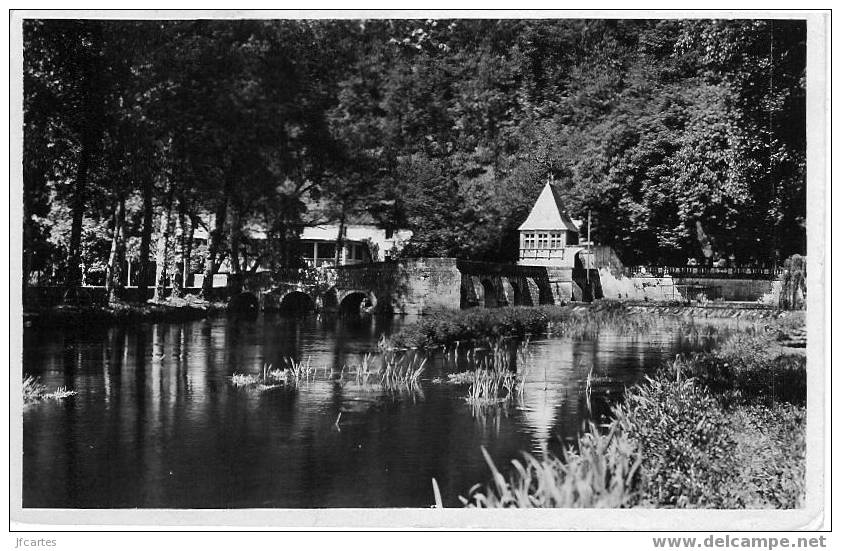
[22,314,744,508]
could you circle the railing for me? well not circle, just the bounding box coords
[518,248,568,260]
[624,265,783,280]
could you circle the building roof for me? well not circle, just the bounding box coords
[193,222,413,262]
[518,181,580,232]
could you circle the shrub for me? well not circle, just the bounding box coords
[724,403,806,508]
[616,377,741,508]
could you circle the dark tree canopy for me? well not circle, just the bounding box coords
[22,18,806,290]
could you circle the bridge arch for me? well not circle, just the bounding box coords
[227,292,260,315]
[278,290,316,314]
[512,278,533,306]
[480,278,499,308]
[499,277,514,306]
[339,291,377,315]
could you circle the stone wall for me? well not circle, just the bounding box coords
[598,267,777,303]
[336,258,462,315]
[674,277,775,302]
[333,258,571,315]
[546,266,574,303]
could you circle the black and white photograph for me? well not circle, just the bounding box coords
[10,9,829,531]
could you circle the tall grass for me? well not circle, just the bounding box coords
[379,352,427,385]
[463,422,642,508]
[464,369,522,406]
[434,336,531,407]
[285,356,315,383]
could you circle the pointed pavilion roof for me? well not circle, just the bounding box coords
[518,181,580,232]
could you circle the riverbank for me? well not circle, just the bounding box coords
[388,301,803,349]
[459,323,806,509]
[23,296,228,328]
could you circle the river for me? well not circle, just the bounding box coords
[22,312,730,508]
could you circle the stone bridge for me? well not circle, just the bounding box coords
[229,258,582,315]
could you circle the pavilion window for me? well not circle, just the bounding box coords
[538,233,547,249]
[524,233,535,249]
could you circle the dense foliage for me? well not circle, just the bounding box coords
[23,19,806,295]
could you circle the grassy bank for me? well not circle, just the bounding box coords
[460,324,806,509]
[388,301,800,349]
[24,296,228,328]
[389,302,657,348]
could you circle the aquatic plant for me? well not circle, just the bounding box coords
[285,356,315,383]
[49,386,78,400]
[380,353,426,385]
[23,376,46,404]
[464,369,522,406]
[229,372,263,387]
[230,361,301,390]
[446,371,476,385]
[23,375,78,405]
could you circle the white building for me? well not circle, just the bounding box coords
[518,180,583,267]
[191,223,413,287]
[296,224,413,266]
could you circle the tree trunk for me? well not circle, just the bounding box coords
[172,206,186,299]
[105,195,126,303]
[22,156,48,290]
[200,193,229,299]
[65,144,92,292]
[137,175,154,300]
[153,186,174,302]
[228,204,244,293]
[183,212,197,290]
[334,209,346,266]
[267,228,278,273]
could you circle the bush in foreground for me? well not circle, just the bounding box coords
[616,377,742,508]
